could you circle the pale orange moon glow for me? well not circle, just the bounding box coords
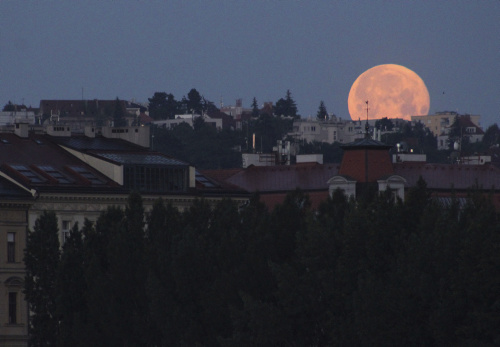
[347,64,430,121]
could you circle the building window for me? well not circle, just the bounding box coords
[124,165,188,193]
[7,233,15,263]
[62,221,71,243]
[9,292,17,324]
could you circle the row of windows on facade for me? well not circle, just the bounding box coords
[124,166,188,193]
[4,232,19,324]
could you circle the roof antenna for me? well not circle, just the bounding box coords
[364,100,370,138]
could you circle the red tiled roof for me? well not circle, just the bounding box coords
[223,163,339,192]
[139,113,153,124]
[394,162,500,190]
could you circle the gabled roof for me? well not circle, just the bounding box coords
[459,116,484,134]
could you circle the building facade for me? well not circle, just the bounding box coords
[0,124,247,346]
[411,111,481,137]
[290,117,365,144]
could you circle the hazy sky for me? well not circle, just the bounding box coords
[1,1,499,127]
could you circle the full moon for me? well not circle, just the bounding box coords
[347,64,430,121]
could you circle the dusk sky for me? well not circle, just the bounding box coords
[1,1,499,127]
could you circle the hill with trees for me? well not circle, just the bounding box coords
[144,92,500,170]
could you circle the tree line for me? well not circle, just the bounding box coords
[24,180,500,346]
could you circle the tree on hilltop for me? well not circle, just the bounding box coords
[316,101,328,120]
[251,97,260,118]
[274,90,298,118]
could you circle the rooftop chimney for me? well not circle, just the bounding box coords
[14,122,29,138]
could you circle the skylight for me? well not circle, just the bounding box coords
[9,164,45,183]
[68,166,104,185]
[36,165,73,184]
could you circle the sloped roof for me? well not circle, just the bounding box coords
[53,134,189,166]
[202,168,243,183]
[96,152,187,166]
[341,137,393,150]
[0,133,120,192]
[53,135,145,151]
[0,176,32,199]
[219,163,339,192]
[459,116,485,134]
[139,113,153,124]
[394,162,500,190]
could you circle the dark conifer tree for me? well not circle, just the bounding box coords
[187,88,203,114]
[24,211,61,347]
[146,199,182,345]
[113,97,127,127]
[55,222,86,347]
[316,100,328,120]
[251,97,259,118]
[148,92,169,120]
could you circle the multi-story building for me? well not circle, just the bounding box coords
[411,111,481,137]
[0,123,247,346]
[153,113,223,130]
[290,116,365,144]
[205,123,500,211]
[0,109,36,127]
[38,99,143,131]
[434,115,485,150]
[0,182,31,346]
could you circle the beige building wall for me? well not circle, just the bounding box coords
[292,119,362,144]
[0,205,31,347]
[412,112,481,136]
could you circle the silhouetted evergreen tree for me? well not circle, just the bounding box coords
[56,222,86,347]
[274,89,298,118]
[187,88,203,114]
[316,100,328,120]
[24,211,61,347]
[113,97,127,127]
[251,97,259,117]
